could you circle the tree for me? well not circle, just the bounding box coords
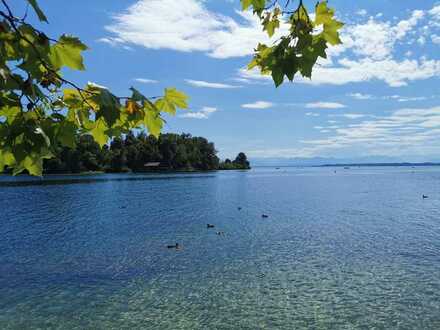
[41,132,223,173]
[219,153,250,170]
[1,0,342,176]
[233,152,251,169]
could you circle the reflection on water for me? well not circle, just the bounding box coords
[1,167,440,329]
[0,173,217,187]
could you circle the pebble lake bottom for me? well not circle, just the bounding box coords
[1,167,440,329]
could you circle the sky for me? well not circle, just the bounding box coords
[14,0,440,161]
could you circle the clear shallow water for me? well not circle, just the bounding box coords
[1,167,440,329]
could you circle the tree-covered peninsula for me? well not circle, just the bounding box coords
[37,132,250,174]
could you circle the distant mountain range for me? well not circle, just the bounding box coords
[250,156,440,167]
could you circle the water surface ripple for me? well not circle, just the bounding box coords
[1,167,440,329]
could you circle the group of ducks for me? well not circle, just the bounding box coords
[166,207,270,250]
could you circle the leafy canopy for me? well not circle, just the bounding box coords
[241,0,343,86]
[0,0,188,176]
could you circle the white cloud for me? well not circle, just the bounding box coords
[102,0,283,59]
[105,1,440,88]
[185,79,241,89]
[299,106,440,157]
[179,106,218,119]
[239,56,440,87]
[394,10,424,40]
[134,78,158,84]
[341,114,366,119]
[237,5,440,87]
[356,9,367,17]
[347,19,394,60]
[305,102,346,109]
[348,93,374,100]
[397,96,428,102]
[241,101,274,109]
[429,5,440,19]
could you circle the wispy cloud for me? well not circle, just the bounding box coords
[305,112,320,117]
[397,96,428,102]
[179,106,218,119]
[305,102,346,109]
[241,101,274,109]
[300,106,440,157]
[348,93,433,102]
[341,114,366,119]
[348,93,374,100]
[134,78,158,84]
[185,79,241,89]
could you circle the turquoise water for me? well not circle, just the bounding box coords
[1,167,440,329]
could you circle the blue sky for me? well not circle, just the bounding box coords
[16,0,440,160]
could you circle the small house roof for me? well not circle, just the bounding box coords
[144,162,161,167]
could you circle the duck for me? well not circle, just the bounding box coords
[207,224,215,229]
[238,207,242,211]
[167,243,180,250]
[423,195,429,199]
[262,214,269,218]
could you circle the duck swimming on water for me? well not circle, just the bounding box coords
[423,195,429,199]
[262,214,269,218]
[167,243,181,250]
[207,224,215,229]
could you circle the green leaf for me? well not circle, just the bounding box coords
[26,0,48,22]
[315,1,334,26]
[155,88,188,115]
[22,153,44,176]
[130,87,147,103]
[314,1,343,46]
[57,121,77,148]
[143,103,163,138]
[0,106,20,124]
[0,149,15,170]
[322,20,344,45]
[164,88,188,109]
[241,0,253,10]
[49,35,88,71]
[263,16,280,37]
[271,67,284,87]
[89,118,108,147]
[92,88,121,127]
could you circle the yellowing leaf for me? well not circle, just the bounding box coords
[126,100,140,115]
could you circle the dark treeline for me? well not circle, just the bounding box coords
[43,132,250,174]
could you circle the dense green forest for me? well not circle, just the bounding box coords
[38,133,250,174]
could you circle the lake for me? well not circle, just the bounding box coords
[1,167,440,329]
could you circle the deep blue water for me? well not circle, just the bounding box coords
[1,167,440,329]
